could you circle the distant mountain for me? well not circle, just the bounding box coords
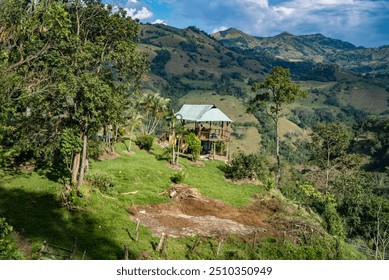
[213,28,389,75]
[137,23,389,118]
[138,24,349,98]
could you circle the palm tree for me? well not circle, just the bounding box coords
[136,92,170,135]
[124,111,142,152]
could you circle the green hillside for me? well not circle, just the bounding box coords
[0,143,366,260]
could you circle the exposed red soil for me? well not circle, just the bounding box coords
[128,184,278,238]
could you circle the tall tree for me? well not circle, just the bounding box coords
[248,66,306,187]
[0,1,148,187]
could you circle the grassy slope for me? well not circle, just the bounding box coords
[0,142,367,260]
[0,143,265,260]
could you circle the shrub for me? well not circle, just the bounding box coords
[135,134,154,151]
[185,133,202,161]
[223,151,270,181]
[0,218,23,260]
[170,171,187,184]
[86,171,115,192]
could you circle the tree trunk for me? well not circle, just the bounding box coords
[71,152,80,186]
[128,137,133,152]
[275,116,281,188]
[176,136,180,165]
[325,148,331,193]
[171,130,176,164]
[77,133,88,189]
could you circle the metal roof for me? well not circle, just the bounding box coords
[175,104,232,122]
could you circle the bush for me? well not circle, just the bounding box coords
[86,171,115,192]
[0,218,23,260]
[135,134,154,151]
[223,151,270,181]
[170,171,187,184]
[185,133,202,161]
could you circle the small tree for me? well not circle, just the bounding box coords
[248,66,306,187]
[124,111,142,152]
[135,134,154,151]
[311,123,352,192]
[185,133,201,161]
[223,151,270,181]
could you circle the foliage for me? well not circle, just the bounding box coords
[248,66,307,187]
[331,171,373,237]
[255,235,351,260]
[150,49,171,77]
[310,123,353,190]
[222,151,270,181]
[0,218,23,260]
[0,0,148,186]
[185,133,202,161]
[86,171,115,193]
[135,134,154,151]
[135,92,170,135]
[299,183,345,237]
[170,171,187,184]
[87,139,105,160]
[59,128,82,172]
[355,116,389,170]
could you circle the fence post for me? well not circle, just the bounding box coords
[156,233,166,252]
[124,244,129,260]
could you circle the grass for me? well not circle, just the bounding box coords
[0,142,265,260]
[0,142,367,260]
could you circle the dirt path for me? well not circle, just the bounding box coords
[128,184,275,238]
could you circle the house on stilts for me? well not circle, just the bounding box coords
[174,104,233,158]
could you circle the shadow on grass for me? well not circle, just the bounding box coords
[0,185,136,260]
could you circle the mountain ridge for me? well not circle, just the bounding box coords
[212,27,388,74]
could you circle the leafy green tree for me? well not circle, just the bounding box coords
[300,184,345,237]
[0,1,148,188]
[332,171,373,237]
[0,0,72,167]
[311,123,353,192]
[248,66,306,187]
[223,151,270,182]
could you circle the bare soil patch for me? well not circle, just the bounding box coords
[98,151,121,161]
[13,231,33,258]
[128,184,275,238]
[123,150,136,156]
[166,162,184,170]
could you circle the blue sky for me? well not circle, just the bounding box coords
[108,0,389,48]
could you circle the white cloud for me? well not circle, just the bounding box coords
[212,26,229,34]
[132,7,153,20]
[153,19,168,25]
[111,5,153,20]
[140,0,389,46]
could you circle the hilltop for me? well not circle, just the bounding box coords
[213,28,389,75]
[138,23,389,106]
